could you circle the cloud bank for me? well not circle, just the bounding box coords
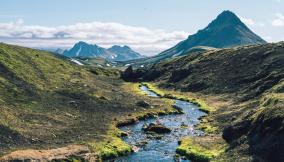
[0,19,189,55]
[272,13,284,27]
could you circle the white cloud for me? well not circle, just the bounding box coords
[263,36,273,41]
[0,19,189,55]
[272,13,284,27]
[239,16,265,27]
[240,17,255,26]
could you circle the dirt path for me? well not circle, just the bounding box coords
[0,145,97,162]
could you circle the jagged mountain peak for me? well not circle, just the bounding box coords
[63,42,143,61]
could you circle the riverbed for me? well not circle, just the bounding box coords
[115,85,207,162]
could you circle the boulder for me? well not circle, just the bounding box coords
[146,133,163,140]
[172,105,184,113]
[135,140,148,147]
[116,118,138,127]
[142,123,171,134]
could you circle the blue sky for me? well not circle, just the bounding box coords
[0,0,284,55]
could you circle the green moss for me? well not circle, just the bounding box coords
[84,127,132,160]
[199,125,218,134]
[176,137,225,162]
[102,139,132,160]
[142,82,211,113]
[87,136,132,160]
[87,66,120,76]
[124,82,147,96]
[261,93,281,107]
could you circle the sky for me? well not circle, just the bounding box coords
[0,0,284,56]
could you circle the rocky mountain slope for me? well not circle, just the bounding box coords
[108,45,143,61]
[63,41,144,61]
[122,42,284,161]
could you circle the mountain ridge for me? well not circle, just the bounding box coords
[158,10,266,57]
[123,10,267,68]
[63,41,144,61]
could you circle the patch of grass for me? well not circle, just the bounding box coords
[122,82,146,96]
[87,66,120,76]
[260,93,282,107]
[85,127,132,160]
[198,124,218,134]
[176,136,226,162]
[142,82,212,113]
[88,137,132,160]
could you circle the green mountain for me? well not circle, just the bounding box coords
[122,10,266,68]
[158,10,266,57]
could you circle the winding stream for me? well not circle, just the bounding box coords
[115,85,207,162]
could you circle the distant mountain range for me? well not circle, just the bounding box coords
[123,10,267,67]
[62,41,144,61]
[107,45,143,61]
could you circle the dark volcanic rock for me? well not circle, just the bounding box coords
[117,118,138,127]
[222,120,251,143]
[136,100,150,108]
[142,123,171,134]
[121,66,148,82]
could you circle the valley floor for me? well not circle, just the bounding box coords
[1,43,283,162]
[0,80,181,161]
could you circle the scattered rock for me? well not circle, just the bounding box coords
[172,105,184,113]
[142,123,171,134]
[164,94,175,99]
[135,140,148,147]
[136,101,150,108]
[146,133,163,140]
[117,118,138,127]
[222,120,251,143]
[180,122,188,128]
[132,146,140,153]
[99,96,108,100]
[120,131,128,137]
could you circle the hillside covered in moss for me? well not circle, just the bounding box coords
[0,43,177,161]
[123,42,284,161]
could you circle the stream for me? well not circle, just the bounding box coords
[115,85,207,162]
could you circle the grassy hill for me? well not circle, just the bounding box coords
[0,43,175,161]
[123,42,284,161]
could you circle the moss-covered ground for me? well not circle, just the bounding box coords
[0,43,179,161]
[123,42,284,161]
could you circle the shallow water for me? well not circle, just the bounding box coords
[139,85,159,97]
[115,85,207,162]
